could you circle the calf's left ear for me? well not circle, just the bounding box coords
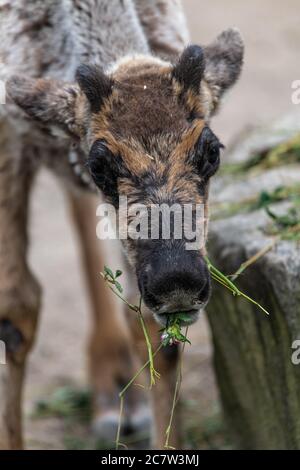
[203,28,244,113]
[6,76,83,138]
[173,28,244,115]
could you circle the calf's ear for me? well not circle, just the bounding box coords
[6,76,84,138]
[172,45,205,94]
[204,28,244,113]
[7,64,114,138]
[76,64,114,114]
[173,29,244,115]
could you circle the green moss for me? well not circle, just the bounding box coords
[33,386,92,423]
[184,406,231,450]
[264,207,300,241]
[212,185,300,221]
[221,133,300,176]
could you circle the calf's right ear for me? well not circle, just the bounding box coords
[7,64,114,138]
[6,76,84,138]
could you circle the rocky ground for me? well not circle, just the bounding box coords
[207,116,300,449]
[23,0,300,449]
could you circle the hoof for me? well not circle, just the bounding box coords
[129,403,152,437]
[92,410,120,444]
[92,404,152,448]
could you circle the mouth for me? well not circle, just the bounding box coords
[153,308,202,327]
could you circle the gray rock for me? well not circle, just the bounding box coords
[224,109,300,165]
[206,118,300,449]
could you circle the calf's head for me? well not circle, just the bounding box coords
[7,29,244,325]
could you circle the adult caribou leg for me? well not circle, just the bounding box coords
[0,127,41,449]
[67,190,150,443]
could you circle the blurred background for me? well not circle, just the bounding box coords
[24,0,300,449]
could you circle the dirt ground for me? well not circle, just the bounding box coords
[23,0,300,449]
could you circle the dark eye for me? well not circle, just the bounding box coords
[87,139,128,206]
[207,144,220,164]
[194,127,224,179]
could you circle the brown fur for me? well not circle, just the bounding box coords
[0,0,244,450]
[90,58,208,187]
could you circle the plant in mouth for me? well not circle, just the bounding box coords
[160,314,191,346]
[101,266,191,350]
[101,252,270,449]
[101,267,191,449]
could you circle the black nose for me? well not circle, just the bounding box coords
[138,250,211,317]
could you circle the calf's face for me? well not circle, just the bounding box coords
[85,59,224,325]
[7,29,244,325]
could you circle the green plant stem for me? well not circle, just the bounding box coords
[119,344,163,398]
[115,395,125,450]
[238,291,270,316]
[101,273,160,385]
[230,240,277,281]
[210,273,236,293]
[100,274,138,312]
[137,296,160,387]
[115,344,163,450]
[101,268,191,450]
[205,257,239,293]
[205,256,269,316]
[164,328,188,449]
[138,310,160,387]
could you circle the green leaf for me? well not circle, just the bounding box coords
[173,313,191,322]
[104,265,114,280]
[115,269,123,278]
[266,206,300,227]
[181,336,192,345]
[114,281,123,293]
